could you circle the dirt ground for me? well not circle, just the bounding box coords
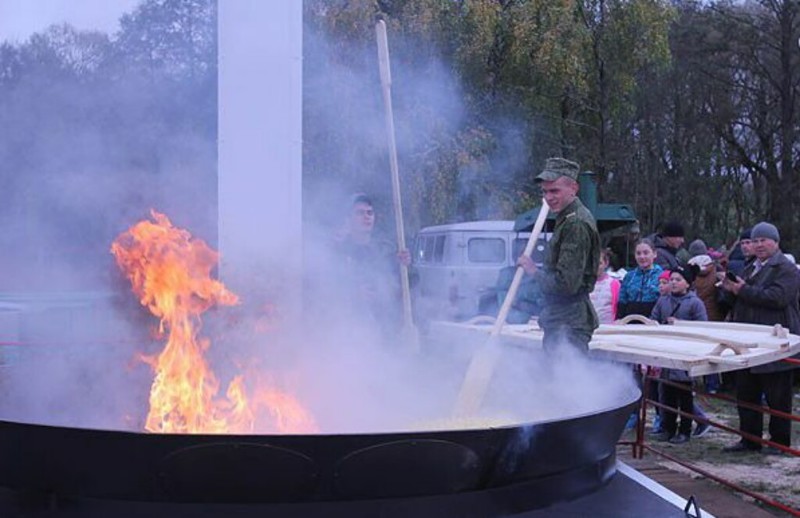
[620,388,800,515]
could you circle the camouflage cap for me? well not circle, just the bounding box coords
[535,157,580,183]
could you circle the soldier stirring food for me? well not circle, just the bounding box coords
[517,158,601,353]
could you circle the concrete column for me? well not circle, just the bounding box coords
[217,2,303,310]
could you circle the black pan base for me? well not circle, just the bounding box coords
[0,389,638,505]
[0,453,612,518]
[0,461,697,518]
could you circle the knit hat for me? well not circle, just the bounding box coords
[673,264,698,285]
[751,222,780,242]
[535,157,580,182]
[661,221,685,238]
[688,254,713,269]
[687,239,708,257]
[739,228,752,240]
[658,270,672,281]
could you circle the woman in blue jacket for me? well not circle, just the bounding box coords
[618,240,664,318]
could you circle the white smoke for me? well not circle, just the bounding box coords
[0,3,639,438]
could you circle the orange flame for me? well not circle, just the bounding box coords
[111,210,316,434]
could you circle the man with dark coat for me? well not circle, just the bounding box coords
[651,221,686,271]
[517,157,600,353]
[720,221,800,453]
[726,228,754,278]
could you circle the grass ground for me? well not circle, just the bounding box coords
[620,387,800,515]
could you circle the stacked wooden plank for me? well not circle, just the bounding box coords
[589,320,800,375]
[427,318,800,376]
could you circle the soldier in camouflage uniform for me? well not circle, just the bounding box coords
[320,193,414,346]
[517,158,601,353]
[331,194,405,332]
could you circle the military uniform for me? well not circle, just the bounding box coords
[532,158,601,353]
[332,236,401,332]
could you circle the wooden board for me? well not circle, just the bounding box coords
[426,320,800,376]
[596,322,792,349]
[593,326,760,350]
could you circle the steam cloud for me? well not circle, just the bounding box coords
[0,4,638,435]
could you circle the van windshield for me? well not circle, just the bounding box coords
[416,235,447,263]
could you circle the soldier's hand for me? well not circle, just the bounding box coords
[397,249,411,266]
[517,255,536,275]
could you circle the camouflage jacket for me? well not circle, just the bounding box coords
[533,198,600,333]
[328,236,402,331]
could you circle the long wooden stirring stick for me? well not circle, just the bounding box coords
[453,201,550,416]
[375,19,419,352]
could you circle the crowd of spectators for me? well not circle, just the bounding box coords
[496,218,799,453]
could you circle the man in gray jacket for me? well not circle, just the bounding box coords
[721,221,800,454]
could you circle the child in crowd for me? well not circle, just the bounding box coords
[618,240,664,318]
[590,249,620,324]
[650,265,707,444]
[647,269,672,435]
[658,270,672,296]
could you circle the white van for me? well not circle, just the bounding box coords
[412,220,550,321]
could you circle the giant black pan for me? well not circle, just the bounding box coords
[0,386,638,511]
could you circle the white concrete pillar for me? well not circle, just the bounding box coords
[217,2,303,308]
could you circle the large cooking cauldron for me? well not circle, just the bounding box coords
[0,386,638,516]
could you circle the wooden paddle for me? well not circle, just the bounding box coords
[453,201,550,416]
[376,19,419,352]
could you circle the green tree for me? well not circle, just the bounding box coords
[694,0,800,248]
[115,0,216,80]
[0,0,218,289]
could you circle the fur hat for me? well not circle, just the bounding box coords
[688,254,713,269]
[751,222,780,242]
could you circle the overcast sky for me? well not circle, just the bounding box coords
[0,0,141,43]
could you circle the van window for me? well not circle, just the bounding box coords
[433,235,446,263]
[468,238,505,263]
[415,236,428,263]
[424,235,436,262]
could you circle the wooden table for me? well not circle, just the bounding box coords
[428,319,800,376]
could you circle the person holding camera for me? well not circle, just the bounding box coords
[720,222,800,454]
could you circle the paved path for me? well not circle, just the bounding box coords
[618,448,785,517]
